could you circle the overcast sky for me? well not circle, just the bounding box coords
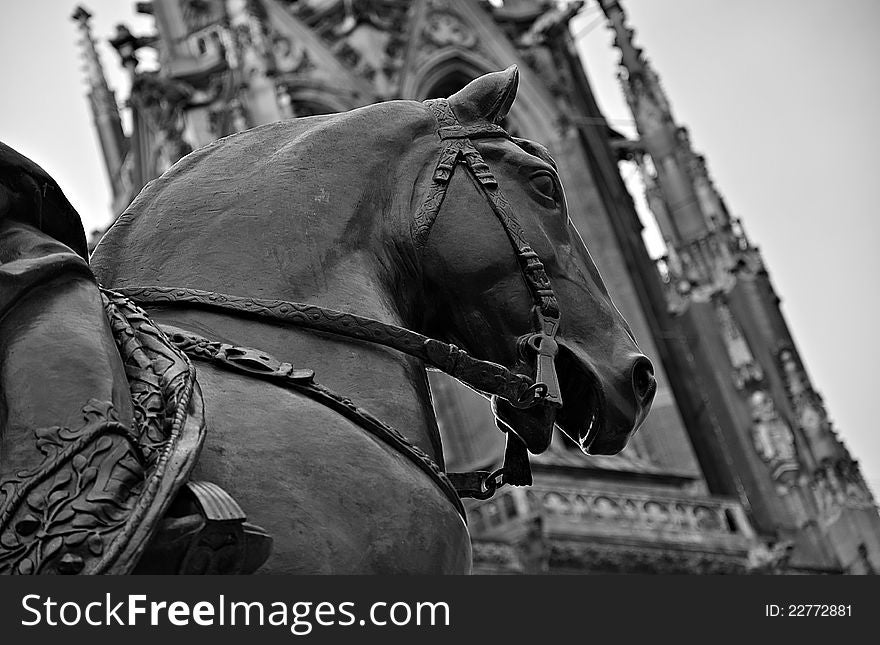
[1,1,878,493]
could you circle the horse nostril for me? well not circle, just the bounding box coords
[631,356,656,406]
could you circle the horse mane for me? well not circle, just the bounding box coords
[91,101,436,300]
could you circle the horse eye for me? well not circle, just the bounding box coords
[529,171,559,205]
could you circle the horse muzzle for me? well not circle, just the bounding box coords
[555,342,656,455]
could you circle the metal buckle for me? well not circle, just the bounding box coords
[516,330,563,409]
[511,381,550,409]
[216,346,314,382]
[448,468,506,500]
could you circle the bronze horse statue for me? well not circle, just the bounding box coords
[0,67,655,574]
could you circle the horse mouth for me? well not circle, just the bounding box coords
[555,343,606,454]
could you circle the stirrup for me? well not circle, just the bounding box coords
[134,481,273,574]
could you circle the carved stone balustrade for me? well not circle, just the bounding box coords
[469,483,763,573]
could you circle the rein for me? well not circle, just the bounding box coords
[110,98,567,504]
[107,285,521,501]
[108,286,542,409]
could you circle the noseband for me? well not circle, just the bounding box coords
[111,98,565,503]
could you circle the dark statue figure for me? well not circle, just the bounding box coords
[0,68,655,574]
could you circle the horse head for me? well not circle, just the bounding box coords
[409,67,656,459]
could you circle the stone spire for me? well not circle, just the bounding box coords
[598,0,703,239]
[598,0,761,304]
[226,0,282,126]
[71,6,128,191]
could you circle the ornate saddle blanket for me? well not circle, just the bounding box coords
[0,291,205,574]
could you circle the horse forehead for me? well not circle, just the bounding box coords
[473,137,556,173]
[512,138,557,170]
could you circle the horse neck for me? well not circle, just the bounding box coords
[91,112,445,463]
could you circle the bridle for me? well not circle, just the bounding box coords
[415,98,563,411]
[111,98,565,504]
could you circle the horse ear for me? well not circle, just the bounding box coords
[447,66,519,125]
